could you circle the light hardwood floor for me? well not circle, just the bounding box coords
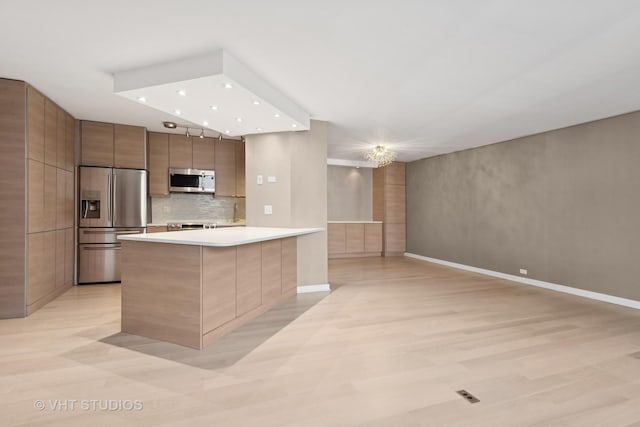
[2,257,640,426]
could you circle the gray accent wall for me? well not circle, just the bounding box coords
[406,111,640,301]
[327,165,372,221]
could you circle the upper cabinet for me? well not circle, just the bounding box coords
[114,124,146,169]
[214,139,236,197]
[235,140,245,197]
[81,121,113,167]
[192,137,215,170]
[44,99,57,166]
[81,121,146,169]
[148,132,169,196]
[168,134,192,169]
[27,87,45,162]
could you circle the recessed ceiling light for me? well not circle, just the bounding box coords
[209,105,218,111]
[176,89,186,96]
[224,82,233,89]
[256,127,262,131]
[236,117,243,123]
[202,121,209,126]
[137,96,146,103]
[291,123,297,128]
[163,121,177,129]
[174,109,181,115]
[253,100,260,105]
[274,113,280,118]
[225,130,231,134]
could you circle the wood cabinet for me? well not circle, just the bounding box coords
[373,162,406,256]
[114,124,146,169]
[364,223,383,252]
[27,87,45,162]
[202,247,237,333]
[235,140,245,197]
[328,223,346,255]
[0,80,76,318]
[328,222,383,258]
[56,107,66,169]
[146,225,168,233]
[81,121,145,168]
[168,134,192,169]
[214,139,236,196]
[148,132,169,196]
[192,137,215,170]
[346,223,365,253]
[44,165,57,231]
[81,121,113,167]
[65,113,74,171]
[44,99,57,166]
[28,160,44,233]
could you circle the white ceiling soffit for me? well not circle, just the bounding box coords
[113,50,310,137]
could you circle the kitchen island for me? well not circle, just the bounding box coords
[118,226,323,349]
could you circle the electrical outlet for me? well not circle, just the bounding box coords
[264,205,272,215]
[519,269,528,275]
[267,176,277,183]
[257,175,263,185]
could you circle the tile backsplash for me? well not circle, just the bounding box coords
[151,193,246,224]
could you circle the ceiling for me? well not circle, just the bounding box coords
[2,0,640,162]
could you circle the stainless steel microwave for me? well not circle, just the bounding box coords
[169,168,215,193]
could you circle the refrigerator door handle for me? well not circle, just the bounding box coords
[82,245,121,251]
[107,172,112,223]
[112,172,117,226]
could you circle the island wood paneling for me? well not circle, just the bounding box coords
[281,238,297,293]
[0,79,27,318]
[202,246,237,334]
[121,241,202,349]
[261,239,282,305]
[236,243,262,316]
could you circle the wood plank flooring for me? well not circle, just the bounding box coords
[2,256,640,426]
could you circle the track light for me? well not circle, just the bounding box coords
[185,128,191,138]
[199,129,205,139]
[218,134,223,141]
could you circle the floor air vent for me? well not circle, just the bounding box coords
[456,389,480,404]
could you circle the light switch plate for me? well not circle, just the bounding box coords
[268,176,277,183]
[264,205,272,215]
[519,268,528,275]
[257,175,263,185]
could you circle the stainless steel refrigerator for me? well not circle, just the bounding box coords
[78,166,147,283]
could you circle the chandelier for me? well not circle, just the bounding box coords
[364,145,396,167]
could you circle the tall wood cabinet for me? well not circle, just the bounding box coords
[373,162,406,256]
[0,79,76,318]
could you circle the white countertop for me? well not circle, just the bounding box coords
[118,226,324,247]
[328,221,382,224]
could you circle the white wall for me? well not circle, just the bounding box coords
[245,120,328,285]
[327,165,372,221]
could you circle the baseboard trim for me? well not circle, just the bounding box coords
[404,252,640,310]
[297,284,331,294]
